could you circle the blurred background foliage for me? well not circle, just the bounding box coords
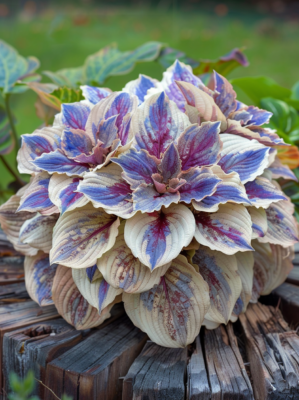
[0,0,299,203]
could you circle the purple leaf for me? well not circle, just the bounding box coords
[177,122,221,170]
[179,167,220,204]
[133,91,190,158]
[213,71,237,117]
[81,85,111,105]
[61,102,90,130]
[112,149,159,189]
[32,150,89,176]
[159,143,181,181]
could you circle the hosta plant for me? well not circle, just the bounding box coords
[0,60,298,348]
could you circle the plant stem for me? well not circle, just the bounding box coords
[0,155,24,187]
[4,94,19,157]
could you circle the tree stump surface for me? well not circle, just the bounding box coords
[0,234,299,400]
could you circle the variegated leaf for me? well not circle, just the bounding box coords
[123,254,210,348]
[48,173,88,214]
[19,214,57,253]
[192,165,250,212]
[17,127,62,175]
[52,265,111,329]
[251,241,294,302]
[78,164,135,219]
[248,207,268,239]
[124,204,195,270]
[24,252,58,306]
[97,221,170,293]
[219,133,270,184]
[192,245,242,325]
[194,204,253,255]
[50,204,120,268]
[176,80,226,126]
[258,200,298,247]
[230,252,254,321]
[18,172,58,215]
[225,119,282,147]
[72,268,122,312]
[268,156,298,181]
[245,176,286,208]
[0,195,37,256]
[123,74,158,104]
[130,91,191,158]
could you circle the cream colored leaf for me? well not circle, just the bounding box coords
[50,204,120,268]
[19,214,57,253]
[0,195,38,256]
[24,251,58,306]
[97,221,169,293]
[248,207,268,239]
[72,268,122,312]
[192,245,242,326]
[176,81,226,126]
[48,173,88,214]
[124,204,195,270]
[123,254,210,348]
[52,265,112,329]
[194,203,253,255]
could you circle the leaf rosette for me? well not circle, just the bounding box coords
[0,59,298,348]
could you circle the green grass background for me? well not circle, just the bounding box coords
[1,5,299,194]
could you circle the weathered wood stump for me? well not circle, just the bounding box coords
[0,232,299,400]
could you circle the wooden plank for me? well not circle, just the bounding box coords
[272,282,299,327]
[203,325,253,400]
[187,336,211,400]
[0,301,59,392]
[287,267,299,286]
[2,319,83,400]
[239,302,299,400]
[0,256,24,285]
[0,281,29,304]
[45,315,147,400]
[123,341,188,400]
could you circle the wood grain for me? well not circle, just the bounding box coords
[2,319,82,400]
[239,302,299,400]
[45,315,147,400]
[123,341,188,400]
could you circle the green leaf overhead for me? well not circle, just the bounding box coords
[0,40,40,94]
[43,66,84,88]
[230,76,292,105]
[83,41,163,84]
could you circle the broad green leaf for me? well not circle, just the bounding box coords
[158,47,199,69]
[193,48,249,77]
[0,105,14,155]
[28,82,84,111]
[0,40,40,94]
[230,76,291,105]
[43,66,84,88]
[51,86,84,104]
[83,42,163,84]
[291,81,299,100]
[261,97,298,132]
